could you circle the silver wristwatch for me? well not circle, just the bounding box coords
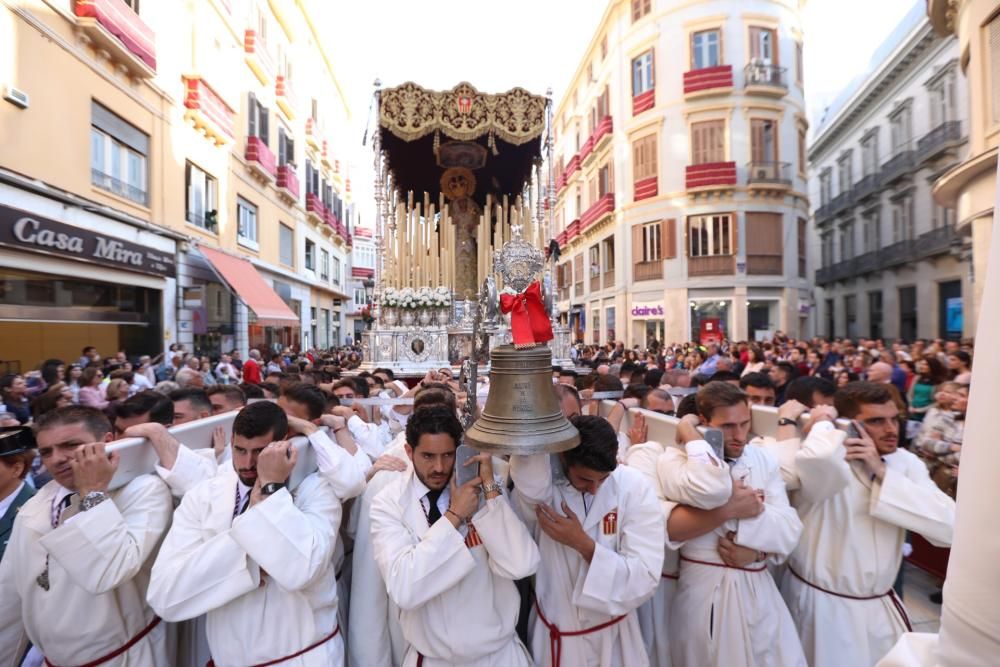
[80,491,109,512]
[481,482,502,496]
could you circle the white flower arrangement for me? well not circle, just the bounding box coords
[399,287,418,310]
[434,286,453,307]
[381,287,400,308]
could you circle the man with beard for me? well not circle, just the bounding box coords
[779,382,955,666]
[0,406,172,665]
[662,382,805,667]
[147,401,345,665]
[370,405,539,665]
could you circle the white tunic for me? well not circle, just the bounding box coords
[623,440,684,667]
[773,424,955,667]
[371,468,539,666]
[0,475,172,666]
[663,444,806,667]
[146,470,344,667]
[510,454,664,667]
[348,439,410,667]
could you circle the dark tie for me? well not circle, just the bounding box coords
[425,489,442,525]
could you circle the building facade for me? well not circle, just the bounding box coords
[928,0,999,339]
[549,0,810,348]
[346,225,376,343]
[808,2,971,342]
[0,0,354,371]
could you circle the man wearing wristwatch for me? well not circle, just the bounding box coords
[0,405,172,666]
[147,401,345,665]
[370,405,539,666]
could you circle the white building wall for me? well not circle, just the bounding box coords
[808,17,970,341]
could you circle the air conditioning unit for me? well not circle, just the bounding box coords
[3,85,29,109]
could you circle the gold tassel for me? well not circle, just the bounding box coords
[433,129,441,157]
[489,130,499,156]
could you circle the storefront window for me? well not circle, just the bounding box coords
[690,300,730,344]
[747,299,779,342]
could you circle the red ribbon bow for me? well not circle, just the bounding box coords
[499,280,554,348]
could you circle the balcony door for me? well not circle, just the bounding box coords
[749,27,776,65]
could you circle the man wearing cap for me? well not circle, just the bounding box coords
[0,427,36,562]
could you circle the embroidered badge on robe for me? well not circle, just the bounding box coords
[602,509,618,535]
[465,523,483,548]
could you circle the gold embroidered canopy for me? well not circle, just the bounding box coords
[378,82,547,204]
[379,81,546,145]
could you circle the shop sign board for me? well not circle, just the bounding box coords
[0,204,176,277]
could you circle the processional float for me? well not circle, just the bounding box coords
[364,80,578,454]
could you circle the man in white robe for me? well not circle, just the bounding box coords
[348,385,458,667]
[511,414,663,667]
[779,382,955,667]
[147,401,345,666]
[371,405,539,666]
[662,382,805,667]
[0,405,172,666]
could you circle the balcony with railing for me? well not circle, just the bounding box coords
[276,75,297,120]
[880,239,915,267]
[580,193,615,230]
[881,148,916,184]
[814,201,833,224]
[683,65,733,99]
[914,224,955,258]
[744,62,787,97]
[854,250,880,275]
[243,29,274,85]
[74,0,156,78]
[590,116,613,155]
[634,260,663,282]
[746,161,791,191]
[688,255,735,277]
[245,136,276,181]
[91,168,148,206]
[686,162,737,191]
[590,275,601,292]
[916,121,962,165]
[305,118,322,151]
[853,173,881,201]
[828,189,855,217]
[182,75,235,146]
[306,193,326,226]
[632,89,655,115]
[634,176,658,201]
[277,163,299,200]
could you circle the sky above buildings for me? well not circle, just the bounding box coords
[317,0,917,220]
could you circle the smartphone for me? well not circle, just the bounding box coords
[702,427,725,460]
[455,443,480,487]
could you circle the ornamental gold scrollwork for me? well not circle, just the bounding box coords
[380,82,546,146]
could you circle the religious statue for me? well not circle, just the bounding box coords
[441,167,481,298]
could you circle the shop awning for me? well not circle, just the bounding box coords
[198,246,299,327]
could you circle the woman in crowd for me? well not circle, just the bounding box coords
[29,382,73,419]
[947,350,972,384]
[0,374,31,424]
[76,366,108,409]
[199,358,218,387]
[908,356,947,422]
[741,345,765,376]
[63,363,83,404]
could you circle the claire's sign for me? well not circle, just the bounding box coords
[0,205,176,278]
[631,304,664,317]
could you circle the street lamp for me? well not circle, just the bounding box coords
[363,278,376,330]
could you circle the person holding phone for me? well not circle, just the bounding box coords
[779,382,956,667]
[0,405,172,666]
[370,405,539,666]
[147,401,346,665]
[660,381,805,667]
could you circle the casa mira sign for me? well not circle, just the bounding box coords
[0,205,176,277]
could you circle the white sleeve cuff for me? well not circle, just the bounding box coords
[685,439,720,466]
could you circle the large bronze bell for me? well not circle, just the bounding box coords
[464,344,580,455]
